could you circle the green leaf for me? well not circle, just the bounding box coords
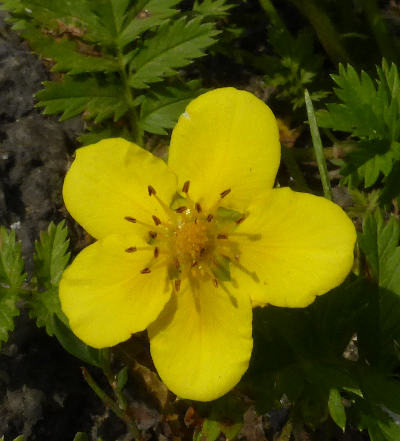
[129,16,219,88]
[116,366,128,392]
[358,211,400,294]
[138,80,203,134]
[36,76,129,123]
[24,29,119,75]
[30,222,70,335]
[0,227,25,347]
[72,434,89,441]
[34,221,70,289]
[328,388,346,431]
[193,0,234,18]
[118,0,181,47]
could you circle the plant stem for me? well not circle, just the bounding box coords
[305,89,333,200]
[100,349,128,411]
[81,367,141,441]
[286,0,350,64]
[117,49,143,145]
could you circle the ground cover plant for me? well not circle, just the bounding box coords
[2,0,400,440]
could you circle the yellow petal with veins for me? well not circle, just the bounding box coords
[148,277,253,401]
[63,138,177,239]
[168,88,280,212]
[59,234,171,348]
[233,188,356,307]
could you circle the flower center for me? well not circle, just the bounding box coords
[175,221,209,260]
[124,181,254,292]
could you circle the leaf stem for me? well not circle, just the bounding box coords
[305,89,333,200]
[117,49,143,145]
[81,367,141,441]
[286,0,350,64]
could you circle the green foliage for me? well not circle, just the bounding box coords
[328,388,346,431]
[318,60,400,191]
[0,227,25,347]
[264,27,328,110]
[1,0,221,140]
[30,222,101,366]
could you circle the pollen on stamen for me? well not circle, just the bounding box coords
[140,267,151,274]
[148,185,156,196]
[175,279,181,292]
[220,188,231,198]
[195,202,202,213]
[182,181,190,194]
[152,215,161,226]
[124,216,137,223]
[154,247,159,258]
[207,214,213,222]
[217,234,228,239]
[125,246,137,253]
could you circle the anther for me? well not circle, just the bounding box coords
[154,247,159,258]
[175,279,181,292]
[182,181,190,194]
[152,215,161,226]
[149,231,157,239]
[148,185,156,196]
[195,202,202,213]
[175,206,187,213]
[207,214,213,222]
[217,234,228,239]
[236,215,246,224]
[213,278,219,288]
[124,216,136,223]
[174,258,180,270]
[140,268,151,274]
[125,246,137,253]
[220,188,231,198]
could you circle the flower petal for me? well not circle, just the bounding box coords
[59,234,171,348]
[168,88,280,211]
[148,277,253,401]
[63,138,177,239]
[233,188,356,308]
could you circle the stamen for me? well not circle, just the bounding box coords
[174,258,180,270]
[175,206,187,213]
[213,278,219,288]
[140,267,151,274]
[124,216,136,223]
[217,234,228,239]
[236,215,247,224]
[220,188,231,198]
[175,279,181,292]
[152,215,161,226]
[154,247,159,258]
[207,214,213,222]
[182,181,190,194]
[195,203,202,213]
[148,185,156,196]
[147,184,177,222]
[149,231,157,239]
[125,246,137,253]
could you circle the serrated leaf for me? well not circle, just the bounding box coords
[34,221,70,289]
[118,0,180,47]
[193,0,234,18]
[30,222,70,336]
[129,16,218,88]
[138,80,203,134]
[358,212,400,295]
[24,29,119,75]
[328,388,346,431]
[36,76,129,123]
[0,227,24,347]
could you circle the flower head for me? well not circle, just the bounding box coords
[59,88,356,401]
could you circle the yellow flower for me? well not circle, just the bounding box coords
[59,88,356,402]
